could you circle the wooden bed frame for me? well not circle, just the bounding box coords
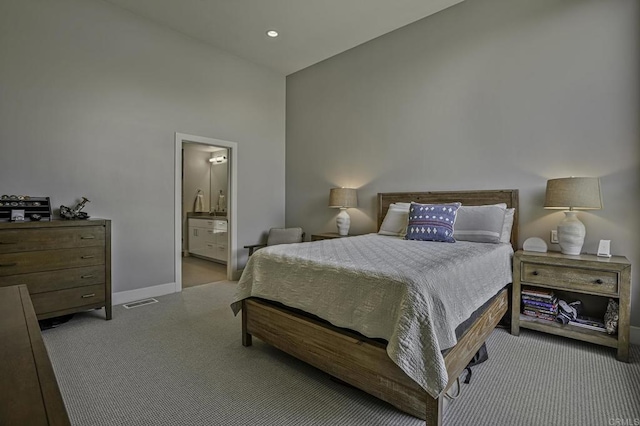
[241,189,519,425]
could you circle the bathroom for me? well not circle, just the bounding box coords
[181,142,229,287]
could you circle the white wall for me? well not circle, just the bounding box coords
[0,0,285,293]
[286,0,639,325]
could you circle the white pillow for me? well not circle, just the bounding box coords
[378,203,410,237]
[454,203,507,244]
[391,202,412,209]
[500,208,515,244]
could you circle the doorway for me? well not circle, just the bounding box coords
[174,133,238,292]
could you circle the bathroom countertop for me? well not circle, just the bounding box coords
[187,213,227,221]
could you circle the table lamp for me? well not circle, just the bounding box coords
[544,177,602,255]
[329,188,358,236]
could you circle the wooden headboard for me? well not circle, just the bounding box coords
[377,189,519,250]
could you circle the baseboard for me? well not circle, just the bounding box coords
[231,269,243,281]
[631,326,640,345]
[112,282,176,306]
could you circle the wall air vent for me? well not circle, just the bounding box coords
[123,298,159,309]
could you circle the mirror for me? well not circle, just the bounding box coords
[209,149,228,214]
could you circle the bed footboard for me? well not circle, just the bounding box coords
[241,288,508,425]
[242,298,429,418]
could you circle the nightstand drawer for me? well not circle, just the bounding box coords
[521,262,618,295]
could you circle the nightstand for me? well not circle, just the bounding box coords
[511,250,631,361]
[311,232,354,241]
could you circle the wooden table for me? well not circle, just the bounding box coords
[0,285,70,425]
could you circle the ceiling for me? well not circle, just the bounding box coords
[104,0,465,75]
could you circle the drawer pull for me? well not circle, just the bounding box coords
[0,262,17,267]
[531,271,539,276]
[81,274,96,279]
[81,235,96,240]
[81,255,95,259]
[0,241,17,245]
[81,293,96,298]
[595,279,603,284]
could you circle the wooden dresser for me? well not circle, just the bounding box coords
[0,284,71,425]
[0,219,112,320]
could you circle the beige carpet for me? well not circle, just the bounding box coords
[42,281,640,425]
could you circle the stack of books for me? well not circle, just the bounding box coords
[521,287,558,321]
[569,316,606,333]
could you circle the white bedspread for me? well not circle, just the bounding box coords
[231,233,513,398]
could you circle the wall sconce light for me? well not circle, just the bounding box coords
[209,155,227,164]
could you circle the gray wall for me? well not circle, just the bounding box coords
[0,0,285,293]
[286,0,639,325]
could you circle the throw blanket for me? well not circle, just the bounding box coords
[231,234,513,398]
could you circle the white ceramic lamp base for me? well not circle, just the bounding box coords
[336,208,351,236]
[557,211,586,255]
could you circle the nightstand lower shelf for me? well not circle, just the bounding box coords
[519,314,618,349]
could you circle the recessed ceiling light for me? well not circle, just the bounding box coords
[266,30,279,38]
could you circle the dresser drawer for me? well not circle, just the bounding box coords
[30,284,105,315]
[0,226,105,254]
[0,246,105,276]
[0,265,105,293]
[521,262,618,295]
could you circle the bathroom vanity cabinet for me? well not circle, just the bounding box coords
[188,218,227,264]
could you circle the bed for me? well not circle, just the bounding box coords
[232,189,519,425]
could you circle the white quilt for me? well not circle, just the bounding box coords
[231,233,513,398]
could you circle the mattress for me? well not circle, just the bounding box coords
[232,233,513,398]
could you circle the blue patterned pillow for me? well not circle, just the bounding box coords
[405,202,461,242]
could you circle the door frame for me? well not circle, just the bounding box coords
[174,132,238,291]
